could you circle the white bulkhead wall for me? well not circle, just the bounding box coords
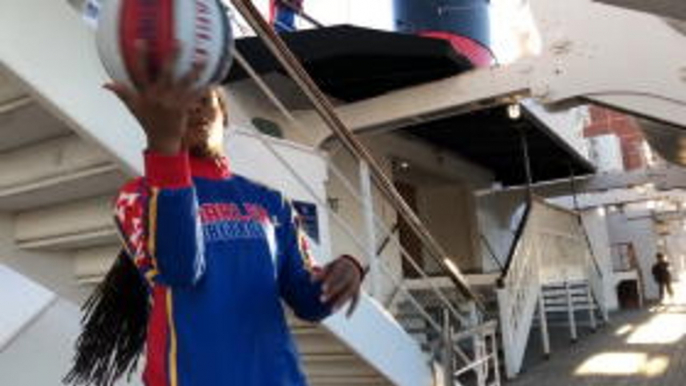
[606,211,660,300]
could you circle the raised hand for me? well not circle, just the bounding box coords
[104,41,206,155]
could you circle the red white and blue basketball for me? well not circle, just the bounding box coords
[96,0,234,89]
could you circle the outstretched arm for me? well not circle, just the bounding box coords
[277,199,364,321]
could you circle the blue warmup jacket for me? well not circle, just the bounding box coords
[114,152,332,386]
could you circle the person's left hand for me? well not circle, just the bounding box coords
[314,256,364,317]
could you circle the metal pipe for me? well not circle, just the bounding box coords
[519,126,534,200]
[229,0,483,310]
[568,163,580,211]
[376,222,399,256]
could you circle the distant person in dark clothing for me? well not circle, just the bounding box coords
[652,252,674,301]
[270,0,303,33]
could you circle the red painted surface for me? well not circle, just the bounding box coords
[419,30,493,67]
[584,106,646,170]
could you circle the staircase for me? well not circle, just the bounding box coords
[495,198,609,379]
[540,280,599,333]
[0,66,126,273]
[531,278,606,363]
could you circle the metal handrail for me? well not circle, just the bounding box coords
[226,7,500,384]
[230,39,471,328]
[480,233,505,273]
[376,222,399,257]
[498,197,532,285]
[229,0,483,310]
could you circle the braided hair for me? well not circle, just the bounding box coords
[63,249,149,386]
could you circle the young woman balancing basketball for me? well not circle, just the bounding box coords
[64,42,364,386]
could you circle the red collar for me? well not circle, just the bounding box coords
[189,156,232,180]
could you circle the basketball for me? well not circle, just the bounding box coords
[95,0,234,89]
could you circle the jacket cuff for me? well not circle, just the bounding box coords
[144,151,192,188]
[339,254,367,280]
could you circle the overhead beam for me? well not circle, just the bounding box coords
[528,0,686,128]
[292,63,532,147]
[476,165,686,201]
[594,0,686,21]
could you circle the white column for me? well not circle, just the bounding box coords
[537,291,551,358]
[359,160,380,298]
[566,282,578,342]
[586,283,597,331]
[496,288,517,379]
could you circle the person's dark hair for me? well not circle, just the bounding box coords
[63,249,149,386]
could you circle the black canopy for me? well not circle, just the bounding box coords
[402,105,595,186]
[225,25,473,102]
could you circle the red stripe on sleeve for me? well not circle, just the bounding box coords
[143,286,171,386]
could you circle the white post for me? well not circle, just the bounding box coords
[566,281,578,342]
[442,308,453,386]
[636,279,644,309]
[469,302,486,385]
[490,327,501,386]
[359,160,380,298]
[537,290,551,358]
[586,283,597,331]
[496,288,517,379]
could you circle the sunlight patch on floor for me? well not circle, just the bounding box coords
[575,352,669,377]
[627,313,686,344]
[614,324,634,336]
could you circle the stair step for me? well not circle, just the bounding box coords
[542,289,589,297]
[543,298,591,306]
[307,375,392,386]
[542,281,589,290]
[301,354,380,377]
[545,304,598,312]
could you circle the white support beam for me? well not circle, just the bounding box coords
[549,188,686,210]
[477,164,686,200]
[594,0,686,21]
[528,0,686,129]
[293,62,533,146]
